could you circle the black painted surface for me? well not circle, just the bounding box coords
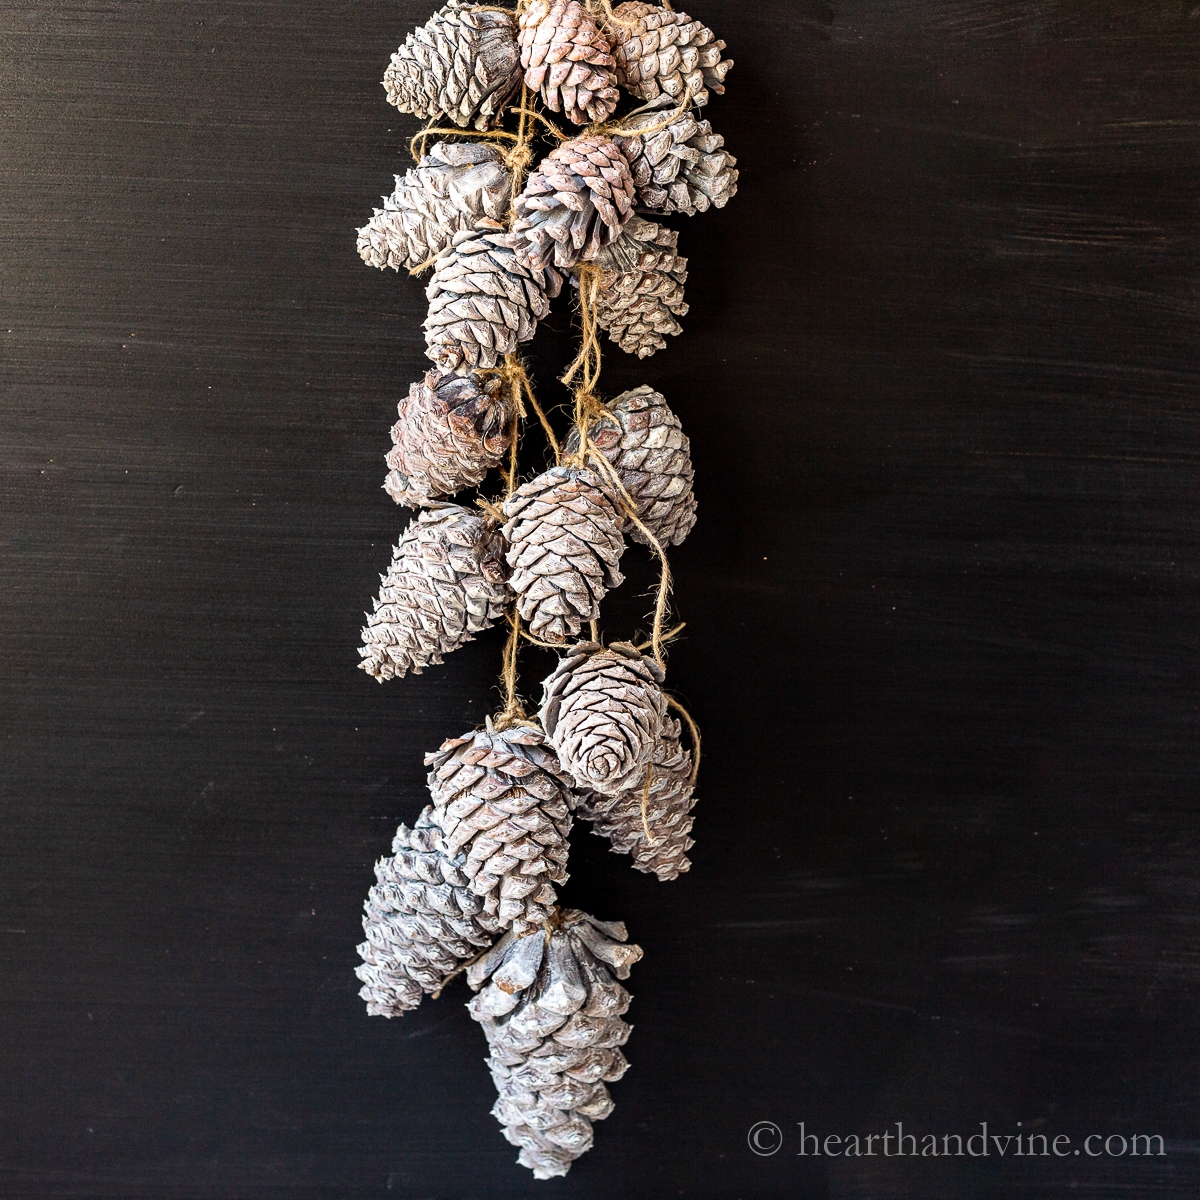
[3,2,1200,1197]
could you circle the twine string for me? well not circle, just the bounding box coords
[667,694,701,787]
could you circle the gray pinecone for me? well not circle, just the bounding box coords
[359,505,510,681]
[356,805,504,1017]
[518,0,620,126]
[467,910,642,1179]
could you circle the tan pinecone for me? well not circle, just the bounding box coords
[608,1,733,108]
[501,466,626,644]
[563,385,698,548]
[426,722,575,933]
[383,1,522,131]
[357,143,512,273]
[424,218,564,371]
[359,505,510,681]
[613,95,738,215]
[385,368,512,507]
[356,806,504,1017]
[576,717,696,880]
[466,910,642,1179]
[517,0,620,126]
[539,640,667,796]
[511,136,636,272]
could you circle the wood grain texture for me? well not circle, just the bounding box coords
[2,2,1199,1197]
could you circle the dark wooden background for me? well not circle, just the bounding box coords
[4,2,1200,1197]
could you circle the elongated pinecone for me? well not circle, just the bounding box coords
[608,1,733,108]
[360,505,509,681]
[467,910,642,1179]
[518,0,620,126]
[613,96,738,215]
[356,806,504,1017]
[383,1,522,131]
[501,466,626,644]
[577,717,696,880]
[540,641,667,796]
[385,369,511,507]
[358,143,512,273]
[426,723,575,933]
[511,136,636,272]
[564,385,697,547]
[425,218,564,371]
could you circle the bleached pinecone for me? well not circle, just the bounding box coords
[383,1,522,131]
[358,143,512,273]
[608,1,733,108]
[501,466,626,644]
[356,806,505,1017]
[426,722,575,933]
[517,0,620,126]
[466,910,642,1179]
[613,95,738,215]
[540,640,667,796]
[511,136,636,272]
[359,505,509,681]
[577,716,696,880]
[424,218,564,371]
[385,369,511,507]
[563,385,697,547]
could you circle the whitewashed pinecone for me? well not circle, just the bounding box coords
[501,466,627,644]
[511,136,636,272]
[383,1,522,131]
[385,368,511,507]
[577,716,696,880]
[540,640,667,796]
[563,385,697,547]
[356,806,504,1017]
[359,505,509,681]
[608,1,732,108]
[358,143,512,273]
[613,95,738,215]
[467,910,642,1179]
[424,218,564,371]
[426,722,575,933]
[518,0,620,125]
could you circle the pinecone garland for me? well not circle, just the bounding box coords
[383,1,522,132]
[608,1,733,108]
[517,0,620,126]
[511,136,637,272]
[467,910,643,1179]
[540,641,667,796]
[563,385,698,547]
[359,505,510,681]
[358,143,512,273]
[426,723,576,933]
[356,806,504,1017]
[385,368,512,507]
[424,218,565,371]
[501,466,627,644]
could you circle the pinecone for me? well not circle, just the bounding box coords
[359,505,510,681]
[383,1,522,132]
[424,218,565,371]
[356,806,504,1017]
[358,143,512,273]
[426,722,575,933]
[608,1,733,108]
[613,95,738,215]
[563,385,698,547]
[577,716,696,880]
[517,0,620,126]
[466,910,642,1179]
[385,368,512,507]
[501,466,627,644]
[539,640,667,796]
[511,136,636,272]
